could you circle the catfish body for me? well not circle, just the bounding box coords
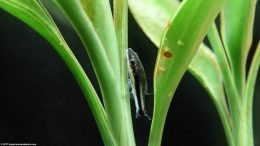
[126,48,151,120]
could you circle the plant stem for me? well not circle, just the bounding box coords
[57,43,116,145]
[114,0,136,145]
[233,105,252,146]
[245,41,260,146]
[208,23,257,146]
[207,24,241,146]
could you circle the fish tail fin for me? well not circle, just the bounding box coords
[136,110,151,120]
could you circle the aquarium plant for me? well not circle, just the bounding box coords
[0,0,258,146]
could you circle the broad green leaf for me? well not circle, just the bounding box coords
[80,0,120,74]
[190,46,226,111]
[189,46,233,146]
[149,0,225,145]
[0,1,116,145]
[129,1,229,144]
[53,1,132,143]
[129,0,179,47]
[39,0,70,26]
[208,23,240,108]
[221,0,257,93]
[129,0,226,104]
[207,24,241,146]
[220,1,257,144]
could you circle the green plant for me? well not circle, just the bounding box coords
[0,0,258,146]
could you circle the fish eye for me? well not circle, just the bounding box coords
[130,60,136,65]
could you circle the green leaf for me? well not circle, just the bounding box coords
[129,0,180,47]
[80,0,120,73]
[0,0,116,145]
[114,0,128,50]
[189,46,233,146]
[208,23,240,107]
[220,1,258,145]
[149,0,225,145]
[207,23,241,146]
[52,1,134,144]
[245,41,260,146]
[221,0,257,94]
[129,0,228,143]
[129,0,227,104]
[190,46,226,111]
[129,0,232,144]
[114,0,136,145]
[246,42,259,120]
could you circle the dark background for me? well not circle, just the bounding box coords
[0,2,259,146]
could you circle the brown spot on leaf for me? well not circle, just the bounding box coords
[163,51,173,58]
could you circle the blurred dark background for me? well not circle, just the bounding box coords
[0,2,259,146]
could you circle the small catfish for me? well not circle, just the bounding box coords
[126,48,151,120]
